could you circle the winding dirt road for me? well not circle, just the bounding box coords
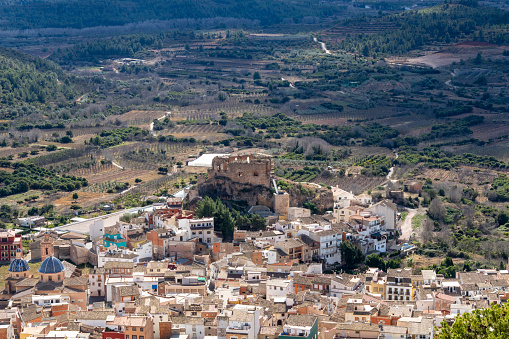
[399,209,417,242]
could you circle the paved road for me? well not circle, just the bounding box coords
[398,209,417,242]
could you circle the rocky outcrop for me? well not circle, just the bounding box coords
[288,184,334,213]
[197,176,273,207]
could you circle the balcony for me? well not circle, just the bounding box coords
[226,325,251,333]
[281,335,306,338]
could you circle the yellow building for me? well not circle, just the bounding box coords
[364,268,386,298]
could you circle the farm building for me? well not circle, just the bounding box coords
[187,153,229,168]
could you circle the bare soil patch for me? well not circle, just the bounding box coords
[392,43,508,68]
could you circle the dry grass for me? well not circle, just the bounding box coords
[411,254,467,272]
[52,192,113,209]
[0,262,41,289]
[108,110,167,123]
[84,168,161,185]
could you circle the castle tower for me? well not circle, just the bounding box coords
[273,191,290,220]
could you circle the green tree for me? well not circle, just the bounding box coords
[362,44,370,57]
[365,254,386,271]
[436,302,509,339]
[249,214,266,231]
[195,196,216,218]
[72,192,79,201]
[386,258,402,269]
[253,71,261,80]
[214,199,235,240]
[60,136,73,143]
[340,241,365,269]
[473,52,483,65]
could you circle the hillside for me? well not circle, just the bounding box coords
[0,0,344,30]
[0,47,76,106]
[332,2,509,56]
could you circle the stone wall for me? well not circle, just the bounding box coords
[168,240,196,260]
[273,192,290,218]
[70,244,91,265]
[159,322,173,339]
[209,154,271,189]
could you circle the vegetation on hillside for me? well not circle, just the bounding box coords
[0,0,345,29]
[0,47,76,105]
[436,301,509,339]
[338,3,509,57]
[0,161,87,197]
[194,196,266,240]
[396,147,507,169]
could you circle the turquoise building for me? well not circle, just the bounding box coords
[103,229,127,249]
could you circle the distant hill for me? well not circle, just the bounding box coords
[336,3,509,57]
[0,47,76,106]
[0,0,344,30]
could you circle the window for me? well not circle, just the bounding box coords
[140,337,144,339]
[139,328,143,332]
[126,327,129,331]
[133,336,137,339]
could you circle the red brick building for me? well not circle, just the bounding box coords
[0,230,22,261]
[103,331,125,339]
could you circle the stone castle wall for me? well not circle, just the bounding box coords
[208,154,271,189]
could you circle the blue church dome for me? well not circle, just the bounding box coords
[38,256,64,274]
[8,257,29,272]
